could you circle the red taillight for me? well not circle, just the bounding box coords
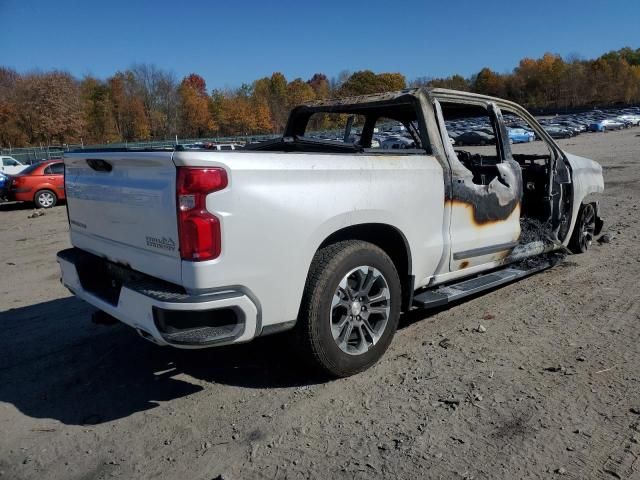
[176,167,228,261]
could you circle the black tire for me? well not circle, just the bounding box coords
[568,203,596,254]
[296,240,401,377]
[34,189,57,208]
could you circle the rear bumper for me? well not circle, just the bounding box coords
[57,248,260,348]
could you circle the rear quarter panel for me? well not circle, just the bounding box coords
[173,151,446,329]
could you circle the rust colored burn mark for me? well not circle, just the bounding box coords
[496,248,512,260]
[460,261,470,269]
[447,199,521,228]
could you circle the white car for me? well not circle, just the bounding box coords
[618,114,640,126]
[381,136,415,149]
[0,156,28,175]
[58,88,604,377]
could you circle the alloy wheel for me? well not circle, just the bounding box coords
[330,266,391,355]
[38,191,55,208]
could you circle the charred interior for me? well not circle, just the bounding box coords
[437,100,570,245]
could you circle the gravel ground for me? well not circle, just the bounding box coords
[1,129,639,480]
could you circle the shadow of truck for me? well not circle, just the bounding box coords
[0,296,325,426]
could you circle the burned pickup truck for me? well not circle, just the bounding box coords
[57,88,604,377]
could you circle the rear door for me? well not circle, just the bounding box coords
[64,151,182,284]
[44,162,66,197]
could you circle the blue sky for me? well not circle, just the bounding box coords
[2,0,639,90]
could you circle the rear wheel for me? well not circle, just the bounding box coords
[34,189,57,208]
[296,240,401,377]
[569,203,596,253]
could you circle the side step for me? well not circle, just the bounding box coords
[413,262,550,309]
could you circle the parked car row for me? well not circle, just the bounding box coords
[535,106,640,138]
[446,106,640,145]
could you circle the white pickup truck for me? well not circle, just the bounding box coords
[58,88,604,377]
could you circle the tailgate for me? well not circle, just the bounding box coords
[64,151,182,284]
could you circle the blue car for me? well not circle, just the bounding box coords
[0,172,8,200]
[507,127,535,143]
[588,121,606,132]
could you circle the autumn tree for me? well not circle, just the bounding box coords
[178,73,215,138]
[268,72,289,131]
[182,73,207,96]
[0,67,26,146]
[219,92,256,136]
[13,71,84,144]
[80,76,118,143]
[339,70,406,96]
[286,78,316,109]
[3,46,640,147]
[472,68,506,98]
[108,71,150,141]
[129,64,178,139]
[307,73,330,99]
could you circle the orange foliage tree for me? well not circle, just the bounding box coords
[2,47,640,147]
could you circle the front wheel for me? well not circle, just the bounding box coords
[568,203,596,253]
[296,240,401,377]
[34,189,57,208]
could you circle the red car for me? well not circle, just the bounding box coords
[9,160,65,208]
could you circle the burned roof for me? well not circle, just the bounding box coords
[301,88,423,108]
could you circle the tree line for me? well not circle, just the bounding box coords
[1,47,639,147]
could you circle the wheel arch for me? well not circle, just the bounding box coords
[315,223,414,311]
[562,153,605,246]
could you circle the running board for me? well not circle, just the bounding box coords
[413,263,550,309]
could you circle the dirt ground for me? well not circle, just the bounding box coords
[1,128,639,480]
